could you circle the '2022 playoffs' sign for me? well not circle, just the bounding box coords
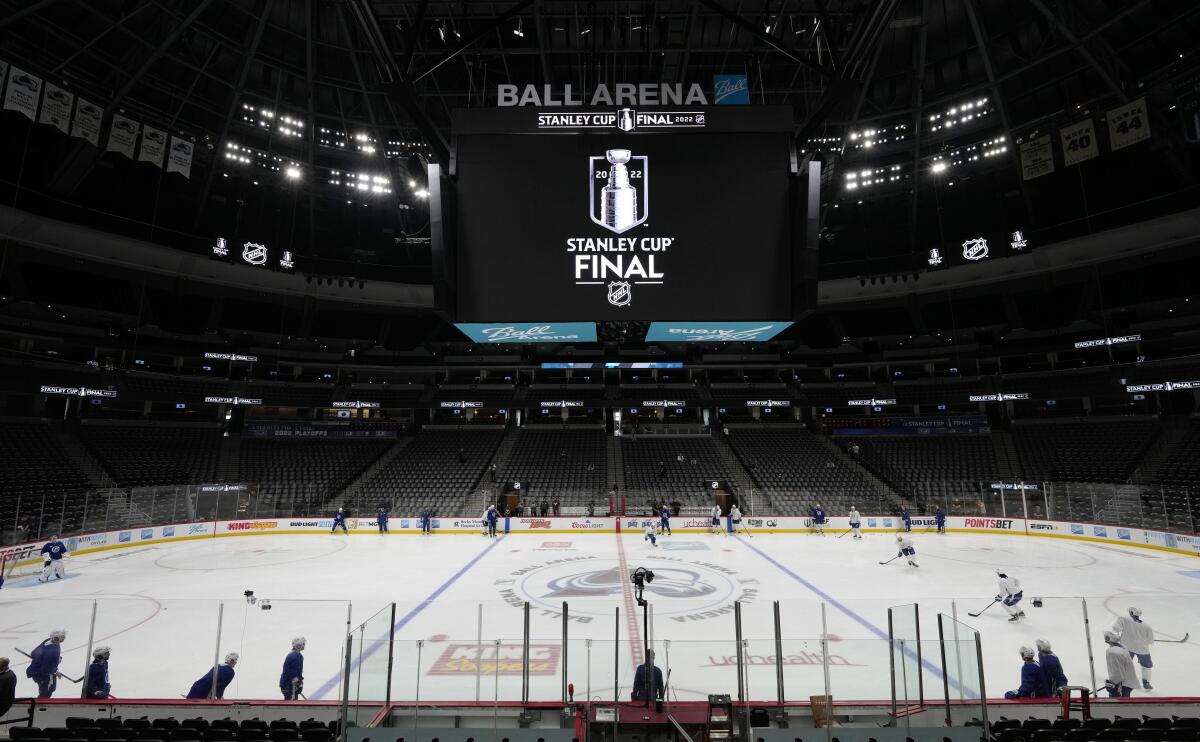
[450,106,796,321]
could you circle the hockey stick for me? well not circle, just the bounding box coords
[12,648,82,683]
[967,601,998,619]
[736,522,753,538]
[838,528,854,539]
[878,555,900,565]
[1158,632,1190,643]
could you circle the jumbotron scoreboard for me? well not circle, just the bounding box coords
[429,84,816,330]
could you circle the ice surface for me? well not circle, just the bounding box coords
[2,529,1197,703]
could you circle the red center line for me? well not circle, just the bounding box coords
[614,529,645,671]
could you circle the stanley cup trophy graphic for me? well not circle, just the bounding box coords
[600,149,638,233]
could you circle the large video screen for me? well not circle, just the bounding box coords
[449,107,796,322]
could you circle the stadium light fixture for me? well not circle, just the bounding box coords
[285,167,300,179]
[931,161,947,174]
[513,19,524,37]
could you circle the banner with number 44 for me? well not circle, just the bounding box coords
[1107,96,1151,151]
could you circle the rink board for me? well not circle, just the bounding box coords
[3,514,1198,574]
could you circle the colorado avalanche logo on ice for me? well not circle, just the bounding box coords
[542,566,717,599]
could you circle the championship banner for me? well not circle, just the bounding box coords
[107,113,140,159]
[38,82,73,134]
[1107,96,1150,151]
[166,135,194,178]
[138,125,167,167]
[1059,119,1098,166]
[70,97,102,146]
[3,65,42,121]
[1019,134,1055,180]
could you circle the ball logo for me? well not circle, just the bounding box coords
[962,237,989,261]
[590,148,648,234]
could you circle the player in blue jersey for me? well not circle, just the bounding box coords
[659,506,672,536]
[186,653,238,699]
[377,506,389,534]
[39,536,69,581]
[84,646,111,699]
[1004,646,1051,699]
[331,508,348,534]
[900,508,912,532]
[1036,639,1068,695]
[810,505,827,535]
[26,629,66,698]
[280,637,305,700]
[935,506,946,534]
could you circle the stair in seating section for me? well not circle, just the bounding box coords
[215,435,241,482]
[339,436,414,503]
[54,424,116,488]
[1131,415,1189,483]
[990,429,1019,479]
[815,433,901,507]
[712,431,771,514]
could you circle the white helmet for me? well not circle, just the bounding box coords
[93,646,111,659]
[1129,607,1142,618]
[1019,646,1035,660]
[996,568,1007,578]
[224,652,240,665]
[1103,630,1120,644]
[49,629,67,641]
[292,636,307,650]
[1035,639,1052,653]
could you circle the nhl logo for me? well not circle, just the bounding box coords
[242,242,268,265]
[607,281,632,307]
[616,108,637,132]
[961,237,989,261]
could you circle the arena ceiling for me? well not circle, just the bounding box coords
[0,0,1199,355]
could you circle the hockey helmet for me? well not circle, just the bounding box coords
[1035,638,1052,653]
[1128,607,1142,618]
[1019,646,1035,660]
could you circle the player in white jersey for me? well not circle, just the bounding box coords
[643,522,658,547]
[848,507,862,539]
[895,535,918,567]
[729,504,742,532]
[1112,607,1155,689]
[995,569,1025,622]
[710,505,721,534]
[1103,630,1138,697]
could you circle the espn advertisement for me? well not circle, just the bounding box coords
[451,106,795,321]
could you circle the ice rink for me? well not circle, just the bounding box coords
[3,528,1199,705]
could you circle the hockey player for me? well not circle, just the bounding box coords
[995,569,1025,622]
[848,506,863,540]
[644,522,658,548]
[84,646,111,699]
[1112,607,1155,690]
[811,505,827,535]
[39,536,68,581]
[935,506,947,534]
[331,508,348,535]
[1103,631,1138,697]
[900,508,912,532]
[729,504,743,534]
[895,535,918,567]
[710,505,721,534]
[659,506,672,536]
[377,506,389,534]
[26,629,66,698]
[1004,646,1051,699]
[486,506,499,538]
[1036,639,1068,695]
[280,637,305,700]
[420,508,432,535]
[186,652,238,699]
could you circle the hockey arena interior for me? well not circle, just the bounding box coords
[2,1,1200,741]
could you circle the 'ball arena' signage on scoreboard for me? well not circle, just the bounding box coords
[497,83,710,108]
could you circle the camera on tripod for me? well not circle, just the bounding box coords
[630,567,654,607]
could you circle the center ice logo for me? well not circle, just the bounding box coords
[499,557,757,622]
[542,566,717,599]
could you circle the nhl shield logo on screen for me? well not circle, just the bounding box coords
[590,148,648,234]
[607,281,632,307]
[961,237,989,261]
[242,241,268,265]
